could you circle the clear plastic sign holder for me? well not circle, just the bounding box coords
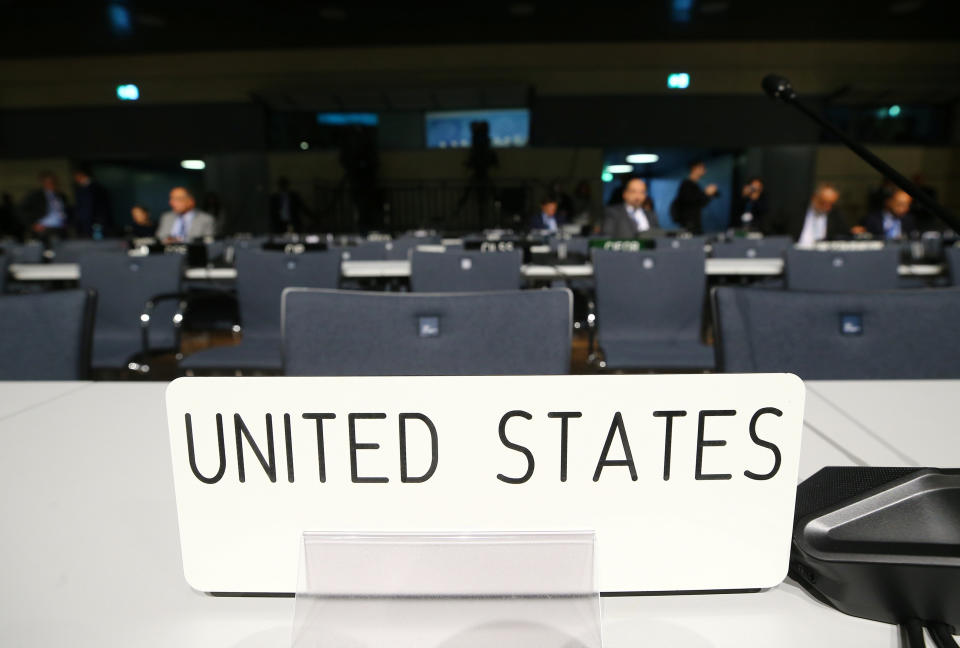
[290,531,603,648]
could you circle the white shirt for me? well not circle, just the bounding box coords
[170,209,196,241]
[626,205,651,232]
[540,212,558,232]
[798,206,828,246]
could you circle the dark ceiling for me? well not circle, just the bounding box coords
[1,1,958,59]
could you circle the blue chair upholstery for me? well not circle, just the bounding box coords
[386,235,443,260]
[53,239,127,262]
[8,241,44,264]
[658,235,708,252]
[592,248,714,370]
[0,289,96,379]
[712,286,960,379]
[79,252,184,369]
[711,236,792,259]
[946,245,960,285]
[337,241,388,261]
[282,288,572,376]
[180,249,340,372]
[785,248,900,292]
[410,250,522,292]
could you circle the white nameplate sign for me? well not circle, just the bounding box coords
[166,374,804,594]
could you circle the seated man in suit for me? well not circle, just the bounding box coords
[20,170,70,238]
[794,183,846,245]
[860,189,917,240]
[529,194,564,233]
[155,186,216,243]
[602,177,658,238]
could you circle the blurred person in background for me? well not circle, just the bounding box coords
[128,204,155,238]
[670,160,717,234]
[530,193,563,232]
[20,171,70,239]
[0,192,22,239]
[72,166,112,239]
[202,192,227,235]
[602,177,658,238]
[156,186,216,243]
[269,176,311,234]
[733,177,768,231]
[859,188,917,240]
[794,183,845,245]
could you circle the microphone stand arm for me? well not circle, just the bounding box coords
[784,95,960,233]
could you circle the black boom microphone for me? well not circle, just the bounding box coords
[761,73,960,234]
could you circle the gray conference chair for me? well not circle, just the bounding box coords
[946,245,960,285]
[53,238,127,262]
[337,240,389,261]
[386,235,443,260]
[592,248,714,370]
[282,288,572,376]
[658,235,709,252]
[410,250,523,292]
[712,286,960,379]
[0,289,96,379]
[785,248,900,292]
[711,236,792,259]
[8,241,44,264]
[79,252,184,371]
[180,249,341,373]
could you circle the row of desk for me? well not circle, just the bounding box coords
[7,258,947,282]
[0,379,955,646]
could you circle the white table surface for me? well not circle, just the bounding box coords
[10,260,945,282]
[2,379,956,647]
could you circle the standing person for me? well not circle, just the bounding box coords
[602,177,659,238]
[793,183,846,245]
[670,160,718,234]
[20,171,70,239]
[734,177,768,231]
[202,192,227,236]
[155,187,216,243]
[72,166,112,238]
[269,177,311,234]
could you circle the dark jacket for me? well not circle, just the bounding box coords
[269,190,310,233]
[862,210,918,239]
[670,179,712,234]
[529,211,565,231]
[19,189,70,230]
[733,193,769,231]
[73,181,112,237]
[602,203,660,238]
[787,204,847,242]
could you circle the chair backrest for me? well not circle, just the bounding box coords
[658,235,708,251]
[410,250,522,292]
[713,286,960,379]
[711,236,792,259]
[337,241,388,261]
[9,241,44,264]
[592,247,706,343]
[946,245,960,286]
[282,288,572,376]
[79,252,183,337]
[236,249,341,337]
[53,239,127,262]
[0,289,96,379]
[785,248,900,292]
[386,236,443,260]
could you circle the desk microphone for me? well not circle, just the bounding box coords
[761,73,959,234]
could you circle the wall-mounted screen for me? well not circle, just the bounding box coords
[425,109,529,149]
